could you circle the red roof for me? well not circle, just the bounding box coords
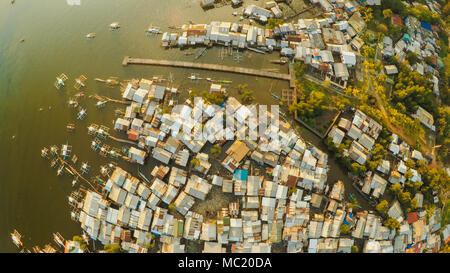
[128,129,139,141]
[391,14,404,26]
[407,212,419,224]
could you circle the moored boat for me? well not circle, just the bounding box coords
[10,230,23,249]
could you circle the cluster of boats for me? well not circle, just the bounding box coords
[10,228,72,253]
[86,22,161,39]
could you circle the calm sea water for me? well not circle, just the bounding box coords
[0,0,366,252]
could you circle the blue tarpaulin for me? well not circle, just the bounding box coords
[421,22,432,31]
[233,169,248,181]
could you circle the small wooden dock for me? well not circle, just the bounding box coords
[122,56,292,81]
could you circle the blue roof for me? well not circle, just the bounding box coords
[421,22,432,31]
[233,169,248,181]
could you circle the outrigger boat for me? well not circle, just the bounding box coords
[10,230,23,249]
[50,145,59,156]
[61,142,72,160]
[54,73,68,90]
[215,79,232,84]
[96,101,107,109]
[41,147,49,158]
[271,93,280,101]
[77,108,87,120]
[74,75,87,90]
[188,74,202,81]
[81,162,91,175]
[72,177,78,187]
[67,123,76,132]
[71,154,78,164]
[95,77,120,86]
[109,22,120,29]
[270,58,288,65]
[246,46,266,54]
[50,159,58,168]
[146,24,162,34]
[195,48,207,60]
[57,165,65,176]
[68,98,78,108]
[85,33,96,39]
[65,166,74,176]
[53,233,66,248]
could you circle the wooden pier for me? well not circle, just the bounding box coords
[122,56,292,81]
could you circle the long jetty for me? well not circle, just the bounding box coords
[122,56,292,81]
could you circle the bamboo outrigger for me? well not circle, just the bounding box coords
[67,123,76,132]
[54,73,68,90]
[74,75,87,90]
[41,147,49,158]
[53,232,65,248]
[10,230,23,249]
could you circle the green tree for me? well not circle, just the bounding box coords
[390,184,402,195]
[73,235,87,251]
[384,217,400,230]
[168,203,176,214]
[294,62,307,79]
[351,245,359,253]
[383,9,392,19]
[340,224,351,235]
[351,163,366,176]
[376,200,389,215]
[104,243,121,253]
[210,144,222,159]
[267,18,284,29]
[190,158,201,168]
[377,23,388,33]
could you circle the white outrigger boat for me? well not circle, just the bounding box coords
[110,22,120,29]
[96,100,107,109]
[61,142,72,160]
[41,147,49,158]
[77,108,87,120]
[10,230,23,249]
[57,165,65,176]
[188,73,203,80]
[146,24,162,34]
[53,232,66,248]
[54,73,68,90]
[81,162,91,175]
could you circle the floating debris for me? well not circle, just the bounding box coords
[19,38,25,43]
